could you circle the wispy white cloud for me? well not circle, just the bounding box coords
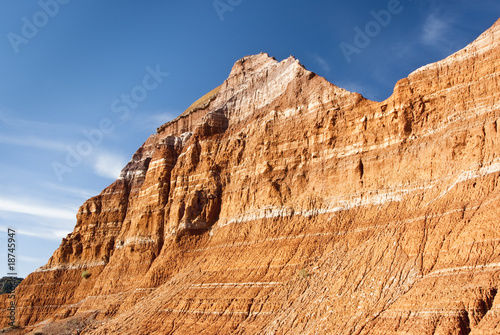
[0,110,78,132]
[0,110,82,154]
[16,227,69,241]
[40,182,97,200]
[0,134,67,152]
[422,13,451,46]
[93,152,128,179]
[310,53,331,73]
[0,218,71,241]
[0,197,76,220]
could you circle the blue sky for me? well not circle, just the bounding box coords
[0,1,498,277]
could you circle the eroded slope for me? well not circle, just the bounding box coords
[5,19,500,335]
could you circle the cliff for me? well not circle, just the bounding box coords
[4,19,500,334]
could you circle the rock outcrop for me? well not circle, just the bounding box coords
[4,19,500,334]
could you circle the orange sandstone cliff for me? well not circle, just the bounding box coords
[4,19,500,334]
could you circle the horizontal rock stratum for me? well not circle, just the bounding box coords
[4,19,500,334]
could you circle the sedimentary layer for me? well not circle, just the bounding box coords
[5,18,500,335]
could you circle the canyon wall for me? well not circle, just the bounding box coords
[4,19,500,334]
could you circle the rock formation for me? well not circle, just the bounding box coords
[3,18,500,334]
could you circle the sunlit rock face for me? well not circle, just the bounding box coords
[5,19,500,335]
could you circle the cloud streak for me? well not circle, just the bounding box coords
[0,197,76,220]
[311,53,331,73]
[0,111,78,132]
[422,13,451,46]
[17,227,69,241]
[0,134,67,152]
[93,152,128,179]
[40,182,97,200]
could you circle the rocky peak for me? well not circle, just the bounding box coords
[228,52,279,76]
[6,19,500,335]
[212,52,317,126]
[227,52,303,79]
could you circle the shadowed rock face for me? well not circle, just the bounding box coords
[4,19,500,334]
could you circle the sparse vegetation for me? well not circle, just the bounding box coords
[299,268,310,279]
[0,276,23,294]
[156,85,221,133]
[81,270,90,279]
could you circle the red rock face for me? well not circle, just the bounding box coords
[4,19,500,334]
